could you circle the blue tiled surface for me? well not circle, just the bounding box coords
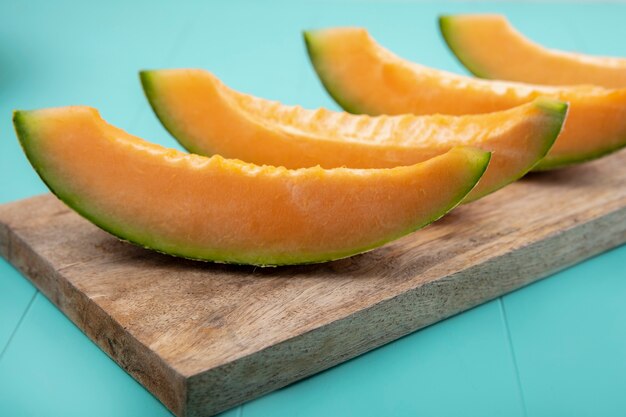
[1,1,625,416]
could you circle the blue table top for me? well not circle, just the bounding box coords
[1,1,625,416]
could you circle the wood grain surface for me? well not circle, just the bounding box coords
[1,150,626,417]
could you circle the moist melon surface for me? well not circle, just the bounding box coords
[14,107,490,266]
[304,27,626,170]
[440,14,626,88]
[141,69,565,201]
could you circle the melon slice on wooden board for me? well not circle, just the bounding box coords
[304,27,626,170]
[13,107,490,266]
[141,69,565,202]
[440,14,626,88]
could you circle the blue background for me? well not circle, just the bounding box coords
[1,1,625,416]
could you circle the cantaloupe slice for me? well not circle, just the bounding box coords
[440,14,626,88]
[304,27,626,170]
[13,107,490,266]
[141,69,565,202]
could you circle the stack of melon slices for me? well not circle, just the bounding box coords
[14,15,626,266]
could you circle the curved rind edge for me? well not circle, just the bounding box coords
[13,111,489,266]
[438,15,490,79]
[530,98,626,170]
[302,30,365,114]
[139,71,207,156]
[462,100,567,203]
[534,138,626,171]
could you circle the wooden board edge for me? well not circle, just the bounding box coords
[0,219,8,259]
[185,205,626,416]
[0,222,190,417]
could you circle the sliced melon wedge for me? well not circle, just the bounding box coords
[440,14,626,88]
[304,27,626,170]
[141,69,564,202]
[13,107,490,266]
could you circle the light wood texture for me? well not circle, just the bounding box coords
[2,151,626,417]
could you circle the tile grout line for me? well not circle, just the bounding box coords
[103,6,200,417]
[499,297,529,417]
[0,290,38,363]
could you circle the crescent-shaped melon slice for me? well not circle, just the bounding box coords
[440,14,626,88]
[304,27,626,170]
[141,69,565,202]
[13,107,490,266]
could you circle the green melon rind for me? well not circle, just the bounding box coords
[532,98,626,170]
[303,30,370,115]
[438,16,626,170]
[439,15,491,79]
[305,27,626,172]
[524,100,568,173]
[13,110,490,266]
[534,137,626,170]
[305,28,567,194]
[463,98,567,202]
[13,111,219,263]
[140,70,208,157]
[141,64,564,201]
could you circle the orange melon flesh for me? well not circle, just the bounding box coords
[141,69,565,202]
[440,14,626,88]
[13,107,490,266]
[304,27,626,170]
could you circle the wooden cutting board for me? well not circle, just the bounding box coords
[2,151,626,417]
